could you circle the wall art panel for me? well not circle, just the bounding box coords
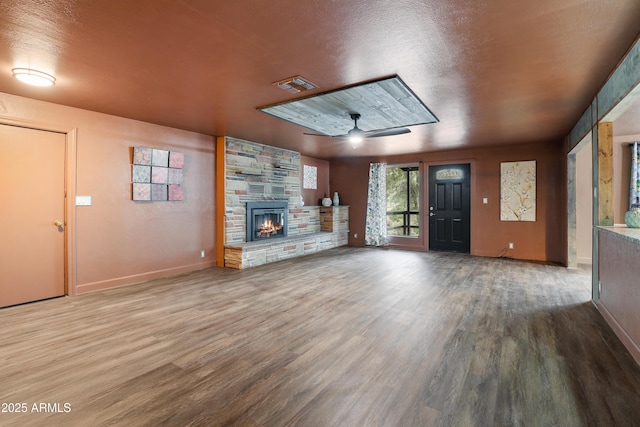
[132,146,184,201]
[303,164,317,189]
[500,160,536,221]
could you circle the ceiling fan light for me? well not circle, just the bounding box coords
[348,127,364,143]
[349,137,364,149]
[348,134,363,144]
[12,68,56,87]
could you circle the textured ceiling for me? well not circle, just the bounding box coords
[1,1,640,159]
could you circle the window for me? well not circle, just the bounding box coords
[386,165,419,237]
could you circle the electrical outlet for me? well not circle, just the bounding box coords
[354,233,358,239]
[200,250,206,258]
[508,242,514,249]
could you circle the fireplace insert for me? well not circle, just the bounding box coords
[246,201,288,242]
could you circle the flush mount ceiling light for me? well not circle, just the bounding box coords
[259,75,438,137]
[12,68,56,87]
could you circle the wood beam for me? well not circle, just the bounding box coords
[597,122,613,226]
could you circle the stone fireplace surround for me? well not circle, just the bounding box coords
[223,137,348,269]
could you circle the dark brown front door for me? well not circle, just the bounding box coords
[428,164,470,253]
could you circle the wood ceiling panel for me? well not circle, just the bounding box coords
[259,76,438,136]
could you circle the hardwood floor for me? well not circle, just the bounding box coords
[1,247,639,426]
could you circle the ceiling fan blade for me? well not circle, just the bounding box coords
[303,132,349,138]
[303,114,410,140]
[364,128,411,138]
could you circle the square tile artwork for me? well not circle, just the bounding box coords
[152,149,169,167]
[151,183,168,201]
[133,147,152,165]
[168,184,184,201]
[169,151,185,168]
[168,168,183,185]
[132,183,151,201]
[151,166,168,184]
[132,165,151,183]
[132,147,184,201]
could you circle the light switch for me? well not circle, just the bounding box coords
[483,197,488,204]
[76,195,92,206]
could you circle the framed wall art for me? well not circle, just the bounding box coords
[500,160,536,221]
[303,164,317,189]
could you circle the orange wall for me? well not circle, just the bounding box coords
[331,141,567,264]
[0,92,215,293]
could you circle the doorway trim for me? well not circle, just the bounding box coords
[0,117,78,296]
[567,133,592,269]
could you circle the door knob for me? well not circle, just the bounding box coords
[429,212,435,217]
[54,220,64,227]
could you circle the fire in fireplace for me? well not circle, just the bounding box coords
[257,218,282,238]
[246,201,288,242]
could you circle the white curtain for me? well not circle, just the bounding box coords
[631,141,640,207]
[365,162,389,246]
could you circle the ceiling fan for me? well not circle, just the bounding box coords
[304,113,411,144]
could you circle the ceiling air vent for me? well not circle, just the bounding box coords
[273,76,317,93]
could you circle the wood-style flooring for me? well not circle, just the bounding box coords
[1,247,639,426]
